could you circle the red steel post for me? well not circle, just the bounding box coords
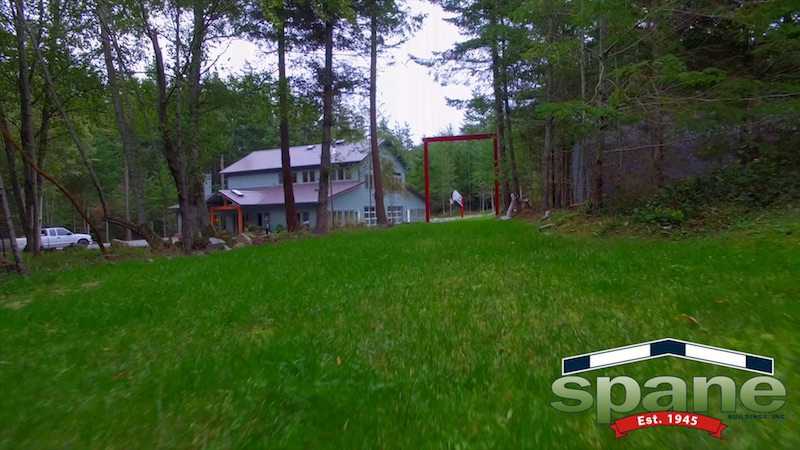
[424,140,431,223]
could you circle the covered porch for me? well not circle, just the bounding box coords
[208,194,244,234]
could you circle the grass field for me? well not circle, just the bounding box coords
[1,218,798,449]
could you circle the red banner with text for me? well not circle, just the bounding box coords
[611,412,727,439]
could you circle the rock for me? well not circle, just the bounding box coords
[236,233,253,245]
[208,237,227,250]
[539,223,555,231]
[112,239,149,248]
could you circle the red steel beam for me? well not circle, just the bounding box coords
[422,133,495,143]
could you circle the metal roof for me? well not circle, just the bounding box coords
[221,141,370,175]
[219,181,364,206]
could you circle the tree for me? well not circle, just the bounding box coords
[11,0,41,254]
[425,0,526,210]
[96,1,146,239]
[368,5,387,225]
[275,15,300,232]
[315,13,336,233]
[360,0,421,226]
[0,171,26,275]
[137,0,233,251]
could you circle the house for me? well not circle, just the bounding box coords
[207,140,426,232]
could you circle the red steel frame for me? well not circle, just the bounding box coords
[422,133,500,223]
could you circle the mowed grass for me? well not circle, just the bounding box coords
[1,219,798,449]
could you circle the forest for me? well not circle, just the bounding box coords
[1,0,799,268]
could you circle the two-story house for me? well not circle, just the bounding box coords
[207,140,425,232]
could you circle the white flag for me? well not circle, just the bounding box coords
[451,190,463,207]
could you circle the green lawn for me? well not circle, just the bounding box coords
[1,219,798,449]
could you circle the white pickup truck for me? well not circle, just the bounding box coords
[15,227,93,250]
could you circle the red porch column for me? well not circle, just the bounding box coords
[424,140,431,223]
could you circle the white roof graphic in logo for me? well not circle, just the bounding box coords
[562,338,774,376]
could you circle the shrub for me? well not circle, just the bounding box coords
[633,206,686,226]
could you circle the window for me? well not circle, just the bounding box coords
[333,166,353,181]
[297,211,311,226]
[363,206,376,226]
[333,210,357,227]
[301,170,316,183]
[257,212,271,231]
[388,206,403,224]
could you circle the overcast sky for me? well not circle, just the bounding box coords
[213,1,470,144]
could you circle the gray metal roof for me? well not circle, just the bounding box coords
[219,180,364,206]
[221,141,370,175]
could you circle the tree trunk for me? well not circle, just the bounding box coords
[489,28,509,210]
[542,118,552,208]
[652,111,665,188]
[315,19,334,234]
[500,20,520,198]
[13,0,40,254]
[503,78,520,198]
[277,20,298,232]
[35,88,51,226]
[369,12,388,226]
[3,134,27,241]
[591,17,609,211]
[144,9,192,251]
[98,5,144,239]
[180,2,210,243]
[591,134,604,209]
[0,172,27,275]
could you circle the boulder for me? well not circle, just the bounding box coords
[208,237,227,250]
[112,239,149,248]
[236,233,253,246]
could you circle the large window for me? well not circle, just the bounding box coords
[388,206,403,224]
[301,170,316,183]
[297,211,311,226]
[333,210,358,227]
[257,212,270,229]
[363,206,376,226]
[332,166,353,181]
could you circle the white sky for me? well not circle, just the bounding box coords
[212,1,470,144]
